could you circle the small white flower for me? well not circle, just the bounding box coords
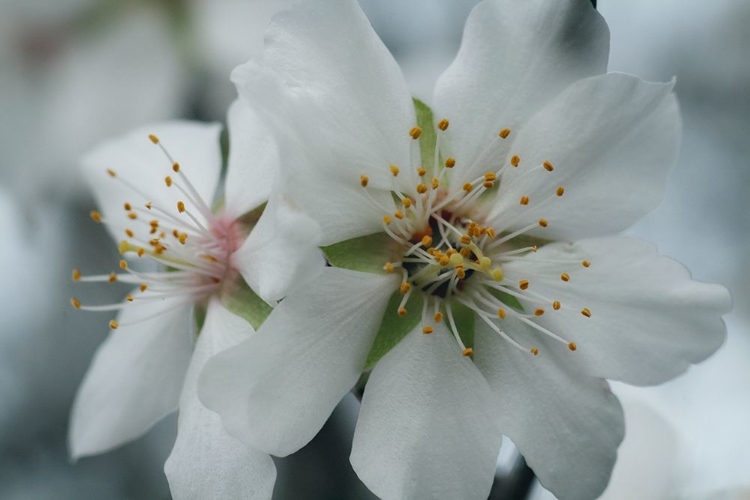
[199,1,732,499]
[68,101,321,499]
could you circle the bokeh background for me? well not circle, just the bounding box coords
[0,0,748,498]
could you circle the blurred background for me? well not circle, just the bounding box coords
[0,0,747,498]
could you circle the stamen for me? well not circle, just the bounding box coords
[511,155,520,167]
[409,126,422,140]
[499,128,511,139]
[445,158,456,168]
[72,269,81,282]
[109,320,119,330]
[437,119,450,131]
[581,308,592,318]
[556,186,565,196]
[389,165,400,177]
[543,161,554,172]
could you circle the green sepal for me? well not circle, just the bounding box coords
[449,300,476,350]
[413,98,437,174]
[363,291,424,371]
[219,274,273,331]
[322,232,401,275]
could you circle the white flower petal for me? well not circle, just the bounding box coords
[351,324,502,500]
[501,236,731,385]
[69,295,193,458]
[488,73,680,240]
[199,268,398,456]
[473,317,624,500]
[231,0,415,244]
[233,193,324,304]
[224,99,279,218]
[81,121,222,242]
[433,0,609,187]
[165,299,275,500]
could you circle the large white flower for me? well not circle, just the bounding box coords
[199,1,732,499]
[68,101,321,499]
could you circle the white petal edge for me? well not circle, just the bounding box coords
[165,299,275,500]
[69,294,193,458]
[351,324,503,500]
[433,0,609,187]
[488,73,680,240]
[474,317,624,500]
[500,236,731,385]
[198,267,398,456]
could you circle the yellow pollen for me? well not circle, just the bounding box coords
[106,168,117,178]
[71,298,81,309]
[109,319,119,330]
[148,134,159,144]
[149,238,160,247]
[531,245,538,252]
[397,307,407,317]
[520,196,529,205]
[422,326,434,334]
[140,283,148,292]
[483,181,494,189]
[460,247,471,258]
[89,210,102,223]
[484,172,497,182]
[479,256,491,270]
[137,248,145,257]
[108,272,117,283]
[383,215,392,224]
[581,308,592,318]
[360,175,369,187]
[125,229,134,238]
[416,183,428,194]
[409,126,422,140]
[460,235,471,245]
[568,342,577,351]
[178,233,188,245]
[553,300,561,310]
[534,308,545,316]
[531,347,539,356]
[499,128,511,139]
[556,186,565,197]
[446,249,457,256]
[177,201,186,213]
[462,347,474,357]
[491,268,504,281]
[582,260,591,268]
[123,203,132,211]
[450,253,465,266]
[463,182,473,192]
[394,210,404,220]
[543,161,554,172]
[389,165,400,176]
[72,268,81,282]
[498,309,506,319]
[402,198,412,208]
[445,157,456,168]
[437,118,450,131]
[384,262,394,273]
[439,256,450,266]
[172,229,179,238]
[456,267,466,279]
[421,235,433,247]
[561,273,570,282]
[127,212,137,220]
[400,282,411,294]
[511,155,520,167]
[431,178,440,189]
[172,162,180,173]
[165,176,173,187]
[416,167,427,177]
[519,280,529,290]
[487,228,496,238]
[434,312,444,323]
[145,202,152,210]
[126,294,134,302]
[205,255,218,263]
[539,218,548,228]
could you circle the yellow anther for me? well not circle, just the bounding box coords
[172,162,180,173]
[108,272,117,283]
[178,233,188,245]
[149,238,160,247]
[126,294,134,302]
[177,201,186,213]
[409,126,422,139]
[553,300,561,310]
[556,186,565,197]
[416,183,428,194]
[491,268,504,281]
[416,167,427,177]
[72,268,81,282]
[140,283,148,292]
[434,312,444,323]
[400,282,411,294]
[483,181,494,189]
[437,118,450,131]
[527,347,539,356]
[498,309,506,319]
[384,262,394,273]
[127,212,137,220]
[422,326,434,334]
[519,279,529,290]
[445,157,456,168]
[568,342,577,351]
[531,245,538,252]
[534,308,545,316]
[397,307,407,317]
[431,178,440,189]
[462,347,474,357]
[165,176,173,187]
[582,260,591,268]
[486,228,496,238]
[446,248,457,256]
[389,165,400,176]
[538,218,548,228]
[383,215,392,225]
[463,182,473,192]
[439,256,450,266]
[479,256,491,270]
[394,210,404,220]
[543,161,554,172]
[460,247,472,258]
[456,267,466,279]
[511,155,520,167]
[449,253,465,266]
[484,172,497,182]
[499,128,511,139]
[109,319,119,330]
[205,255,218,263]
[402,198,412,208]
[581,308,592,318]
[119,260,128,270]
[148,134,159,144]
[560,273,570,282]
[71,297,81,309]
[460,235,472,245]
[145,202,152,210]
[106,168,117,178]
[90,210,102,223]
[520,196,529,205]
[172,229,179,238]
[137,248,145,257]
[123,202,132,211]
[421,235,433,247]
[360,175,369,187]
[125,229,134,238]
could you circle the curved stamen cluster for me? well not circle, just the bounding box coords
[360,120,593,358]
[71,135,240,330]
